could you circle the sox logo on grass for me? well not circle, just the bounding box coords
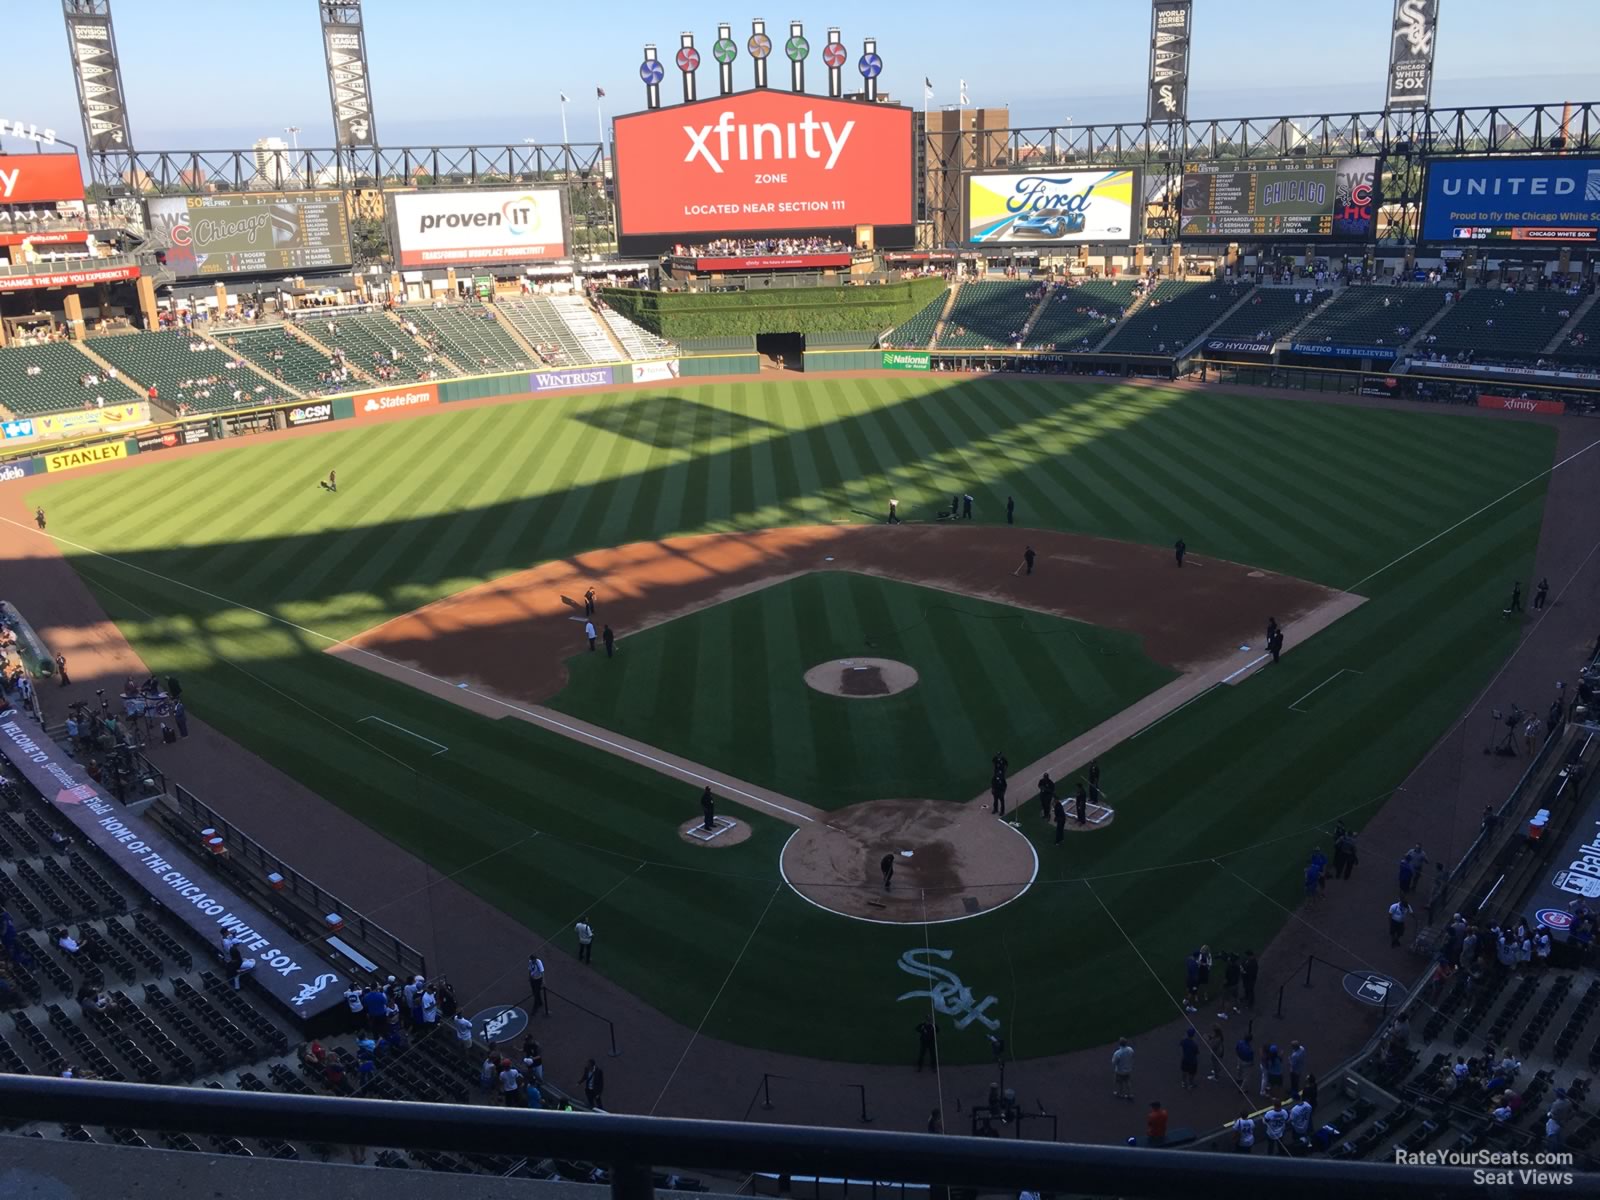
[896,947,999,1030]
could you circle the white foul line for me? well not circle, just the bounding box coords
[357,714,449,756]
[7,516,815,825]
[1288,668,1363,714]
[1221,653,1269,684]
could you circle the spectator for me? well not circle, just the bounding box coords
[1112,1037,1135,1099]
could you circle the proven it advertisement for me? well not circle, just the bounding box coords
[967,170,1138,244]
[1422,157,1600,244]
[613,90,913,237]
[390,189,566,267]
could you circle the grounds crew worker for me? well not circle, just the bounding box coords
[1054,793,1068,843]
[1174,537,1186,567]
[1037,771,1056,820]
[700,785,716,831]
[1075,783,1089,826]
[881,853,895,891]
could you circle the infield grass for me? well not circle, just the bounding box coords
[23,376,1555,1065]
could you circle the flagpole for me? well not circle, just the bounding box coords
[560,96,569,145]
[597,96,604,146]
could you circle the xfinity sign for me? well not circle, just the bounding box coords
[683,110,855,174]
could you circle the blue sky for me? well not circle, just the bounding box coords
[7,0,1593,149]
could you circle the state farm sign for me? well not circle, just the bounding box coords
[613,90,912,237]
[356,383,438,416]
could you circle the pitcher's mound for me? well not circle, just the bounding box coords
[804,658,918,699]
[780,798,1037,923]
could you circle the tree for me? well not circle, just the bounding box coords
[351,216,391,268]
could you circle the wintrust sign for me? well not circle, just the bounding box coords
[391,189,566,267]
[614,90,912,237]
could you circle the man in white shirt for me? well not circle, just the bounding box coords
[419,987,439,1025]
[1288,1096,1314,1146]
[1110,1038,1134,1099]
[576,919,594,963]
[499,1061,524,1106]
[343,983,364,1028]
[452,1012,474,1054]
[1261,1099,1289,1154]
[527,955,546,1012]
[1232,1111,1256,1153]
[1388,898,1412,947]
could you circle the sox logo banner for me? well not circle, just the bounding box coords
[1385,0,1438,110]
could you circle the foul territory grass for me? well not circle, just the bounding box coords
[549,571,1174,809]
[23,376,1555,1065]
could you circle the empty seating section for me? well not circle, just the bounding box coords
[1026,280,1137,351]
[1101,282,1249,355]
[549,295,624,363]
[1292,286,1447,350]
[881,289,948,348]
[598,305,678,359]
[399,306,530,374]
[1204,288,1331,344]
[325,312,454,380]
[90,331,273,414]
[495,296,596,365]
[217,327,347,396]
[1423,290,1574,364]
[1554,301,1600,365]
[0,342,102,416]
[938,281,1035,349]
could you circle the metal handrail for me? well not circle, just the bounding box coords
[0,1076,1535,1199]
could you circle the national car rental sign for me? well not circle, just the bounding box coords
[612,89,912,237]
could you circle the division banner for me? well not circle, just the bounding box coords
[1421,157,1600,245]
[0,154,85,204]
[147,194,352,277]
[967,170,1138,244]
[613,90,914,237]
[322,20,377,148]
[1385,0,1438,110]
[1147,1,1192,123]
[63,8,132,152]
[390,190,566,267]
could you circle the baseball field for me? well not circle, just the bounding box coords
[23,374,1554,1065]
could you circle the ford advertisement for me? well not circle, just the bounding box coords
[1422,157,1600,245]
[967,170,1138,244]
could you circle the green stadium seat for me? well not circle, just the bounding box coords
[1418,289,1574,366]
[1026,279,1138,351]
[1203,288,1330,345]
[0,341,110,417]
[1291,286,1447,351]
[495,296,613,366]
[399,306,531,375]
[1552,299,1600,366]
[881,289,948,349]
[1100,281,1250,355]
[90,330,293,414]
[322,313,454,382]
[215,326,352,395]
[938,281,1036,350]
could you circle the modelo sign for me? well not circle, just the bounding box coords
[613,90,913,237]
[391,189,566,267]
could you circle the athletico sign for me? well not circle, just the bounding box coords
[355,383,438,416]
[391,189,566,267]
[1289,342,1398,360]
[1478,395,1564,416]
[531,366,614,392]
[613,90,913,237]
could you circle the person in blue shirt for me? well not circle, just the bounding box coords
[1234,1034,1255,1088]
[1179,1028,1200,1090]
[1289,1041,1308,1094]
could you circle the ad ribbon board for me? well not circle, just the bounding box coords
[0,721,344,1019]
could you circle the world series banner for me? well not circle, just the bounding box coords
[1147,0,1192,123]
[1385,0,1438,110]
[63,7,132,153]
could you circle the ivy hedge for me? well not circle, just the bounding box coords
[599,277,946,340]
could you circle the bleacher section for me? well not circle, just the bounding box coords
[1291,286,1448,352]
[1421,289,1575,365]
[0,342,100,417]
[1100,281,1249,355]
[400,306,530,375]
[597,305,678,360]
[1204,288,1331,345]
[323,313,454,381]
[1026,280,1138,351]
[216,327,348,396]
[90,331,284,414]
[881,288,949,349]
[549,296,624,363]
[1553,300,1600,366]
[495,296,597,366]
[938,281,1036,349]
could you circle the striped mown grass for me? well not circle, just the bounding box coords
[25,376,1555,1063]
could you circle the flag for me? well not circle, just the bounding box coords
[924,77,933,93]
[959,79,969,105]
[597,87,606,99]
[560,92,569,103]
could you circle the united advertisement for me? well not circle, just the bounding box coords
[967,170,1138,245]
[390,189,566,267]
[1421,157,1600,245]
[612,90,913,239]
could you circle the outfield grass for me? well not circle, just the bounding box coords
[550,571,1175,808]
[25,377,1555,1064]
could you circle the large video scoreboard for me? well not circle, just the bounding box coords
[1179,157,1375,239]
[146,193,351,277]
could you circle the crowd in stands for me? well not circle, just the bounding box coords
[673,237,852,258]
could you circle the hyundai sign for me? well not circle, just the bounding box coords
[390,189,567,267]
[612,90,913,239]
[1421,157,1600,245]
[967,170,1138,244]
